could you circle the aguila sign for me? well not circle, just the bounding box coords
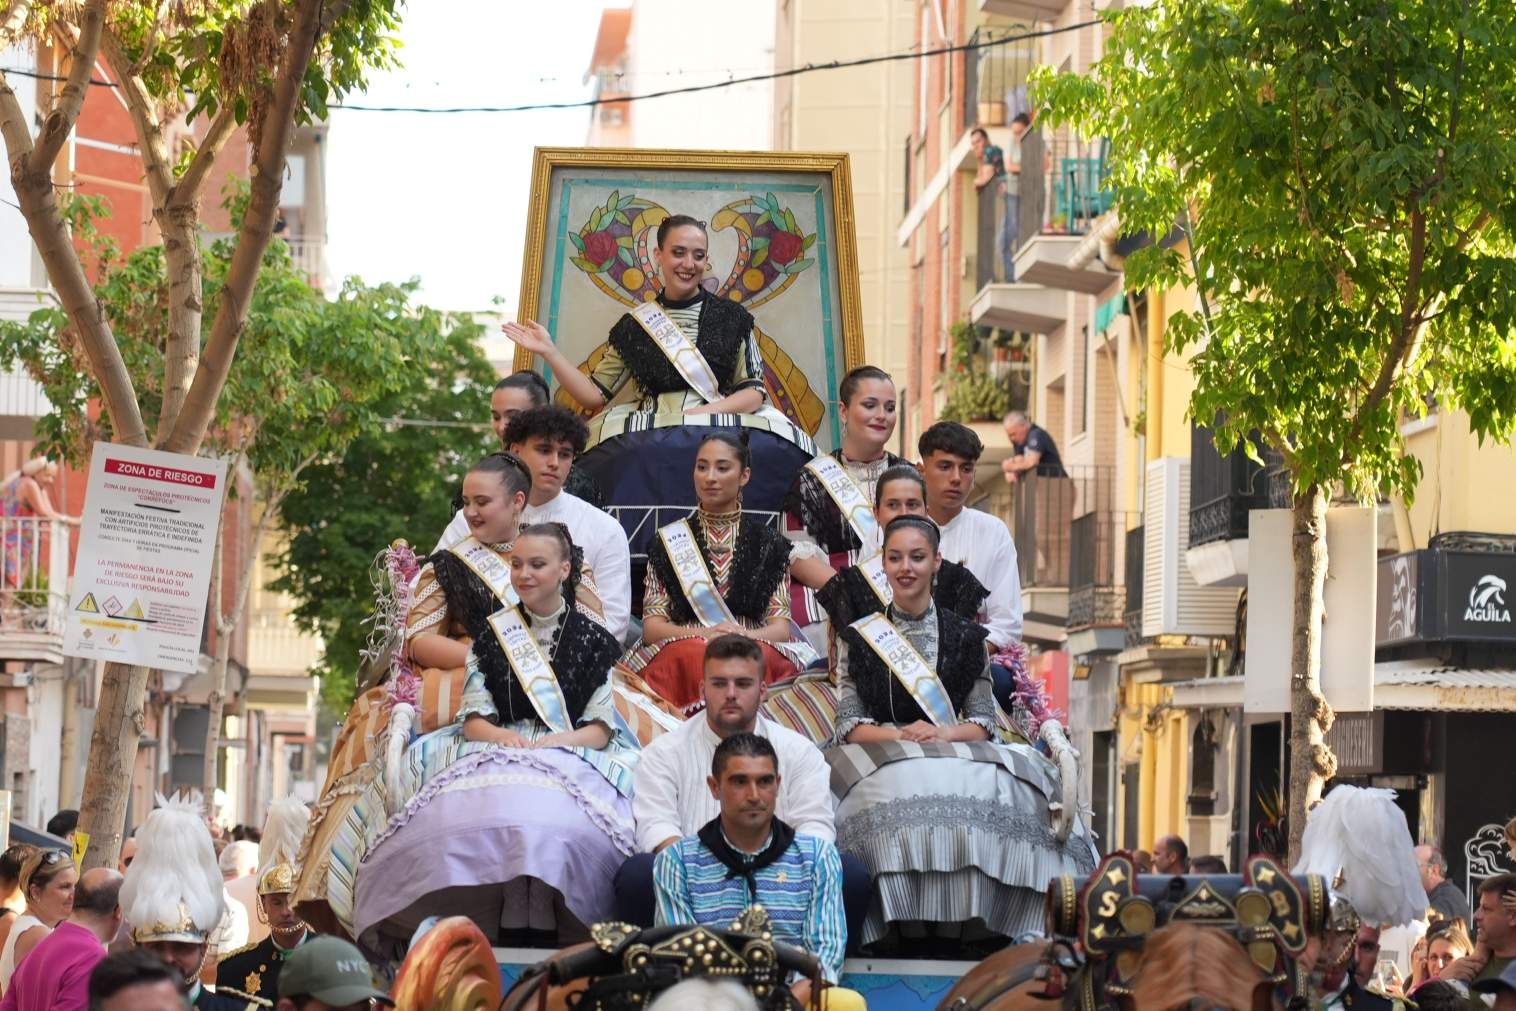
[1465,574,1511,624]
[1375,541,1516,645]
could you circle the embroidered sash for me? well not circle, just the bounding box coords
[631,301,722,404]
[449,536,518,606]
[657,519,738,626]
[486,605,572,734]
[805,455,878,546]
[850,612,958,727]
[856,552,892,608]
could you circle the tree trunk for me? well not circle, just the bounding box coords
[76,662,150,870]
[1286,482,1336,865]
[57,659,80,808]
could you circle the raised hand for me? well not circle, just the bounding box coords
[502,320,555,357]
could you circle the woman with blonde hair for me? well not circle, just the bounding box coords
[0,848,76,993]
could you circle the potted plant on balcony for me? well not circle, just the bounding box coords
[942,371,1012,423]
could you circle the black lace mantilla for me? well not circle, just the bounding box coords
[646,513,789,625]
[816,559,988,629]
[840,607,988,724]
[471,606,621,728]
[607,291,754,396]
[780,450,906,556]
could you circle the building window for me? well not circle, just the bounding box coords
[1076,325,1089,435]
[1189,715,1219,817]
[600,106,624,126]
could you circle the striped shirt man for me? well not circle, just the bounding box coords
[653,817,846,984]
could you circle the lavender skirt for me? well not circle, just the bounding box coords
[351,745,634,956]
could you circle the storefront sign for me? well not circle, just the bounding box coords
[63,444,228,674]
[1440,551,1516,640]
[1324,711,1382,775]
[1375,547,1516,645]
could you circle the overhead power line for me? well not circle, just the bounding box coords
[0,18,1100,115]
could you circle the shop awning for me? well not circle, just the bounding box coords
[1374,659,1516,712]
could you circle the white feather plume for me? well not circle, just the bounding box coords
[1292,784,1426,928]
[119,791,225,934]
[257,796,311,878]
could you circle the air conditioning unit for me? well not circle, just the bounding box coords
[1142,458,1239,638]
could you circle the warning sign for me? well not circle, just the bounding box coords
[63,443,228,674]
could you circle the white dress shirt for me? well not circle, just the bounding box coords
[936,504,1024,648]
[631,714,835,853]
[434,490,632,643]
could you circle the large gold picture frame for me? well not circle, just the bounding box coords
[514,147,865,451]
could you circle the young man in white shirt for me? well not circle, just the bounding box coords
[918,420,1025,709]
[500,406,632,642]
[615,634,869,946]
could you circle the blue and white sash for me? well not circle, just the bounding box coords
[849,612,958,727]
[856,552,892,608]
[658,519,737,626]
[449,536,518,607]
[631,301,722,404]
[486,605,572,734]
[805,455,878,546]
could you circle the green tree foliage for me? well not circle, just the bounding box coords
[1037,0,1516,856]
[270,318,495,715]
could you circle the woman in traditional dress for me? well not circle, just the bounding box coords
[830,515,1095,953]
[503,215,815,545]
[351,523,636,954]
[294,453,604,935]
[782,366,905,640]
[815,464,988,648]
[620,431,815,711]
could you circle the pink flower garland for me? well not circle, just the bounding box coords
[991,640,1063,741]
[383,543,422,708]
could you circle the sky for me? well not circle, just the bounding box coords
[325,0,611,316]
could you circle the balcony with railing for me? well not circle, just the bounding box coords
[979,0,1069,22]
[991,465,1118,642]
[1001,127,1120,296]
[1067,467,1130,655]
[0,516,70,663]
[1185,422,1291,586]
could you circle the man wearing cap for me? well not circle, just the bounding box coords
[276,936,391,1011]
[119,793,253,1010]
[218,800,314,1006]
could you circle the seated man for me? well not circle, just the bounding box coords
[616,634,868,947]
[919,421,1025,711]
[654,733,845,1000]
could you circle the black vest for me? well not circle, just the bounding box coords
[645,514,789,625]
[428,543,589,642]
[780,451,907,556]
[816,559,989,630]
[471,606,621,728]
[607,291,753,396]
[839,606,988,725]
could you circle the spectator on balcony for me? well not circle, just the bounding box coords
[1,458,78,621]
[1001,411,1067,481]
[918,422,1024,712]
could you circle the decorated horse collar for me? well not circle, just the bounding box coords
[1046,853,1328,1010]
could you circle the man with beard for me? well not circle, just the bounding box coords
[614,634,868,943]
[217,799,314,1007]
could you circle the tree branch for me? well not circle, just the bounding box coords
[164,0,328,454]
[98,27,172,206]
[1359,208,1426,422]
[30,0,105,170]
[171,105,236,207]
[0,70,35,166]
[129,0,168,76]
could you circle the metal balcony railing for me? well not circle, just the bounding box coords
[1023,128,1111,239]
[998,465,1117,593]
[1189,422,1291,548]
[1124,524,1145,647]
[0,516,69,638]
[1069,484,1131,630]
